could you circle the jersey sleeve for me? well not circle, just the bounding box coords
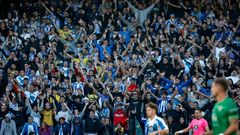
[203,119,209,128]
[188,120,193,129]
[227,99,239,120]
[156,117,169,130]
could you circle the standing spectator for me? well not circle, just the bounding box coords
[150,90,172,115]
[167,116,178,135]
[125,0,160,26]
[54,117,70,135]
[113,103,128,128]
[0,113,17,135]
[114,123,125,135]
[20,116,39,135]
[72,102,88,135]
[39,101,55,131]
[84,110,100,135]
[126,90,143,135]
[0,0,239,134]
[26,99,41,127]
[100,101,110,118]
[175,117,188,135]
[97,117,114,135]
[55,103,72,123]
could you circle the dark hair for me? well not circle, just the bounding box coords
[59,117,65,121]
[29,132,35,135]
[162,91,167,95]
[195,108,202,112]
[146,102,158,113]
[213,78,229,91]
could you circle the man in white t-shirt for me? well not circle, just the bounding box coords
[24,85,39,104]
[215,41,226,61]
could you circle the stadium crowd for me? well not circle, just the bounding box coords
[0,0,240,135]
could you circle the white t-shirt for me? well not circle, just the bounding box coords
[215,47,225,61]
[28,125,34,134]
[24,91,39,104]
[55,111,72,123]
[31,112,41,127]
[21,33,31,40]
[9,102,19,111]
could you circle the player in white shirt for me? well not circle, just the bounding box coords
[144,102,169,135]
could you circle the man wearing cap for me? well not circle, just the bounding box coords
[0,113,17,135]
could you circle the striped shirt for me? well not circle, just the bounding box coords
[144,116,168,135]
[72,82,84,91]
[60,67,70,77]
[157,98,171,114]
[72,82,84,95]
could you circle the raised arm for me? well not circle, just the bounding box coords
[38,94,45,111]
[78,102,89,118]
[165,1,181,9]
[175,126,191,135]
[138,58,151,76]
[41,2,54,15]
[26,99,33,113]
[186,39,203,50]
[50,17,60,31]
[144,0,159,14]
[149,90,159,101]
[125,0,138,13]
[160,75,173,90]
[141,83,147,100]
[106,87,114,101]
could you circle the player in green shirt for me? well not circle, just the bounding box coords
[209,78,239,135]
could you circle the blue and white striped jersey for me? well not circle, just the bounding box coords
[72,82,84,91]
[144,115,168,135]
[157,98,171,114]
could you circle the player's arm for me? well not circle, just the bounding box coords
[149,129,169,135]
[204,119,210,133]
[175,121,193,135]
[203,130,213,135]
[224,101,239,135]
[158,129,169,135]
[149,118,169,135]
[224,118,239,135]
[205,126,210,134]
[175,127,191,135]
